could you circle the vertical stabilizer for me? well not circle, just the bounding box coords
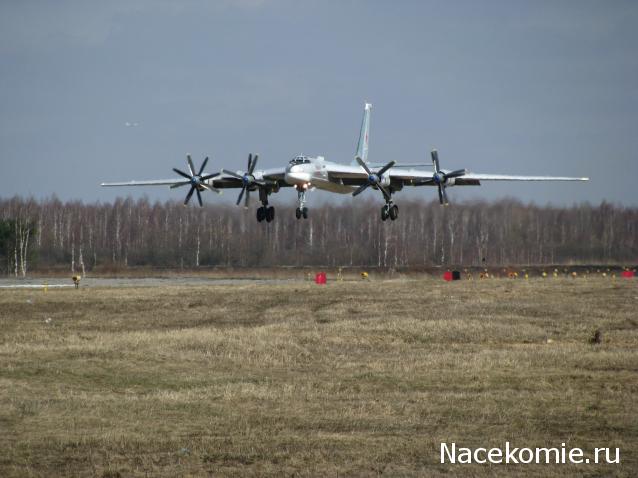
[355,102,372,163]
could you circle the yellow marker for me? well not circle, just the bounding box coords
[44,281,48,293]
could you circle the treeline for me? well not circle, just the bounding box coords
[0,196,636,274]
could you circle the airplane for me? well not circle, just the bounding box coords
[101,103,589,222]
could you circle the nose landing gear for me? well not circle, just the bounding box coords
[295,189,309,220]
[295,207,308,219]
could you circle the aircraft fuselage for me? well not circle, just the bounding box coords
[284,155,355,194]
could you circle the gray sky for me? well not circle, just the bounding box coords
[1,0,637,206]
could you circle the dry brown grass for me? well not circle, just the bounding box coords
[1,277,637,476]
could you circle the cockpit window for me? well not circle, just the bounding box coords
[289,155,311,165]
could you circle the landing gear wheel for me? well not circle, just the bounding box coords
[302,207,308,219]
[266,206,275,222]
[389,204,398,221]
[381,205,389,221]
[256,207,266,222]
[295,208,302,220]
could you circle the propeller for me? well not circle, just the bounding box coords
[418,150,467,205]
[352,156,396,201]
[171,155,221,207]
[221,154,266,208]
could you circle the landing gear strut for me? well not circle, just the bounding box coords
[295,189,309,219]
[256,187,275,222]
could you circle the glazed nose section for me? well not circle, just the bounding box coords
[285,165,312,185]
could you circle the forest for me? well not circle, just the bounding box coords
[0,196,636,275]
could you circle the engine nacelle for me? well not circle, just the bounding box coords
[379,174,391,187]
[446,178,456,186]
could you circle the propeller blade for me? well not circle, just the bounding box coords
[355,156,372,175]
[446,169,467,179]
[236,186,246,206]
[187,155,196,176]
[352,183,370,197]
[377,160,396,176]
[441,185,449,205]
[377,184,392,202]
[170,181,190,189]
[196,189,203,207]
[184,186,195,205]
[222,169,244,180]
[416,178,435,186]
[431,150,440,173]
[247,154,252,172]
[173,168,192,180]
[200,173,220,180]
[244,188,250,208]
[249,154,259,174]
[200,184,221,194]
[198,156,209,176]
[437,184,444,204]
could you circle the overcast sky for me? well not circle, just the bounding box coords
[1,0,637,207]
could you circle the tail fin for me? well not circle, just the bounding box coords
[354,102,372,163]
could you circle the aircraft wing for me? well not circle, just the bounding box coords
[459,173,589,182]
[261,167,288,184]
[327,164,432,180]
[101,179,183,187]
[327,165,436,184]
[328,164,588,187]
[410,172,589,187]
[101,167,291,189]
[210,167,291,189]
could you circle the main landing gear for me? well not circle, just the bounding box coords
[295,189,309,220]
[256,187,275,222]
[381,202,398,221]
[257,205,275,222]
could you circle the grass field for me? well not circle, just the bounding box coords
[1,277,637,476]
